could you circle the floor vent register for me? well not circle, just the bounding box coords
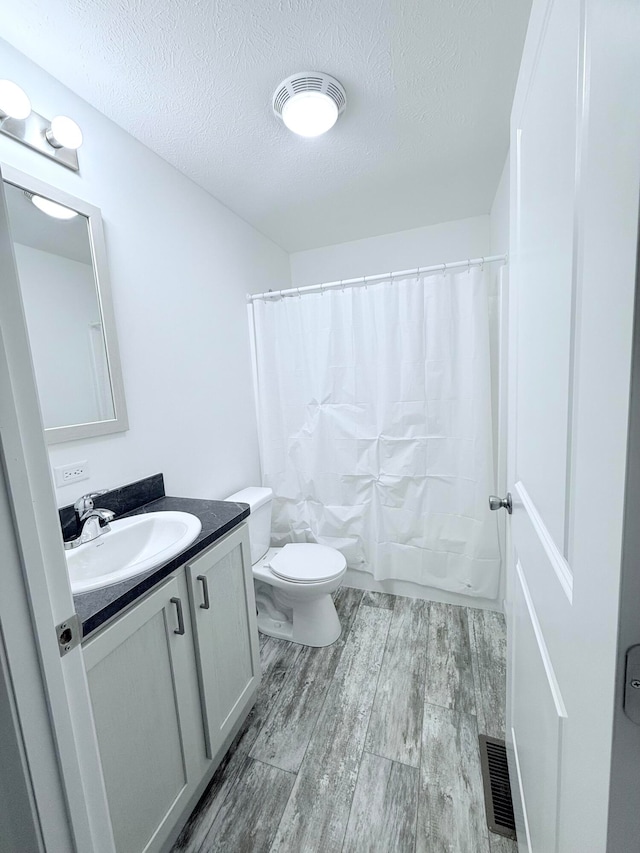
[479,735,517,840]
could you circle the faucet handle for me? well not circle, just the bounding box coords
[74,490,109,515]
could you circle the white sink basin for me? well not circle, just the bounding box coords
[66,511,202,594]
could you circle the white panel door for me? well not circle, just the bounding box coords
[505,0,640,851]
[0,164,116,853]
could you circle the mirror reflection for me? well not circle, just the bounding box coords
[4,181,115,429]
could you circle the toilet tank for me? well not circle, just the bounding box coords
[225,487,273,564]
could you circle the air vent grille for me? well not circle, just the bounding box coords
[272,72,347,118]
[291,76,323,92]
[479,735,517,840]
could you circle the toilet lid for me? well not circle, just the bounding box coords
[268,543,346,583]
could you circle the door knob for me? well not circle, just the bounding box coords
[489,493,512,514]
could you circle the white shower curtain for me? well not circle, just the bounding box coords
[251,267,501,598]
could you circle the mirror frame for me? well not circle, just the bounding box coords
[2,165,129,444]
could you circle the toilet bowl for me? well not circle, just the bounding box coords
[226,487,346,647]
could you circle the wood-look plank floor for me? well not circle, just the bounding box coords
[250,586,362,773]
[425,602,476,715]
[469,608,508,740]
[172,591,514,853]
[342,751,419,853]
[270,604,392,852]
[417,704,490,853]
[364,597,428,768]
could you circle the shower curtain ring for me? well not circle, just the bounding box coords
[467,259,471,274]
[481,257,485,271]
[442,263,447,275]
[297,287,301,298]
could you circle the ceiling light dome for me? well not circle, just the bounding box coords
[273,73,346,138]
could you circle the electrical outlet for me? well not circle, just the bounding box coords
[54,460,90,487]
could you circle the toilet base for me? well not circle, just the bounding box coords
[256,611,294,643]
[255,582,342,647]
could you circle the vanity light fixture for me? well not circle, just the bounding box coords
[0,80,31,120]
[26,191,79,220]
[273,73,346,138]
[0,80,82,171]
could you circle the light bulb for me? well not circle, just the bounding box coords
[46,115,83,150]
[282,92,339,138]
[30,194,78,220]
[0,80,31,120]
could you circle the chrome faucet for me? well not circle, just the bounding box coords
[64,491,115,550]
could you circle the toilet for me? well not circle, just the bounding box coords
[226,487,347,647]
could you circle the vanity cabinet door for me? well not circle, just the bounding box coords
[83,574,205,853]
[187,522,261,758]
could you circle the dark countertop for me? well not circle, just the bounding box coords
[74,496,249,640]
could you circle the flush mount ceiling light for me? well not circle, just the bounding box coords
[45,115,83,150]
[25,192,78,220]
[273,73,346,138]
[0,79,82,171]
[0,79,31,120]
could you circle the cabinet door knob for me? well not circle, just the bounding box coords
[170,597,185,635]
[197,575,210,610]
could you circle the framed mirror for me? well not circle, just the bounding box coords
[1,166,128,444]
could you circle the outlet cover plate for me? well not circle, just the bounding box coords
[54,461,89,487]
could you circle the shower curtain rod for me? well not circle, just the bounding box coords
[248,253,507,302]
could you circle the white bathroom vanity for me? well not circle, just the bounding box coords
[82,521,260,853]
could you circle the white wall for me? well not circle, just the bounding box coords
[0,37,290,506]
[490,156,510,255]
[290,215,490,287]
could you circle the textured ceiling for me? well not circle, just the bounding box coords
[1,0,531,252]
